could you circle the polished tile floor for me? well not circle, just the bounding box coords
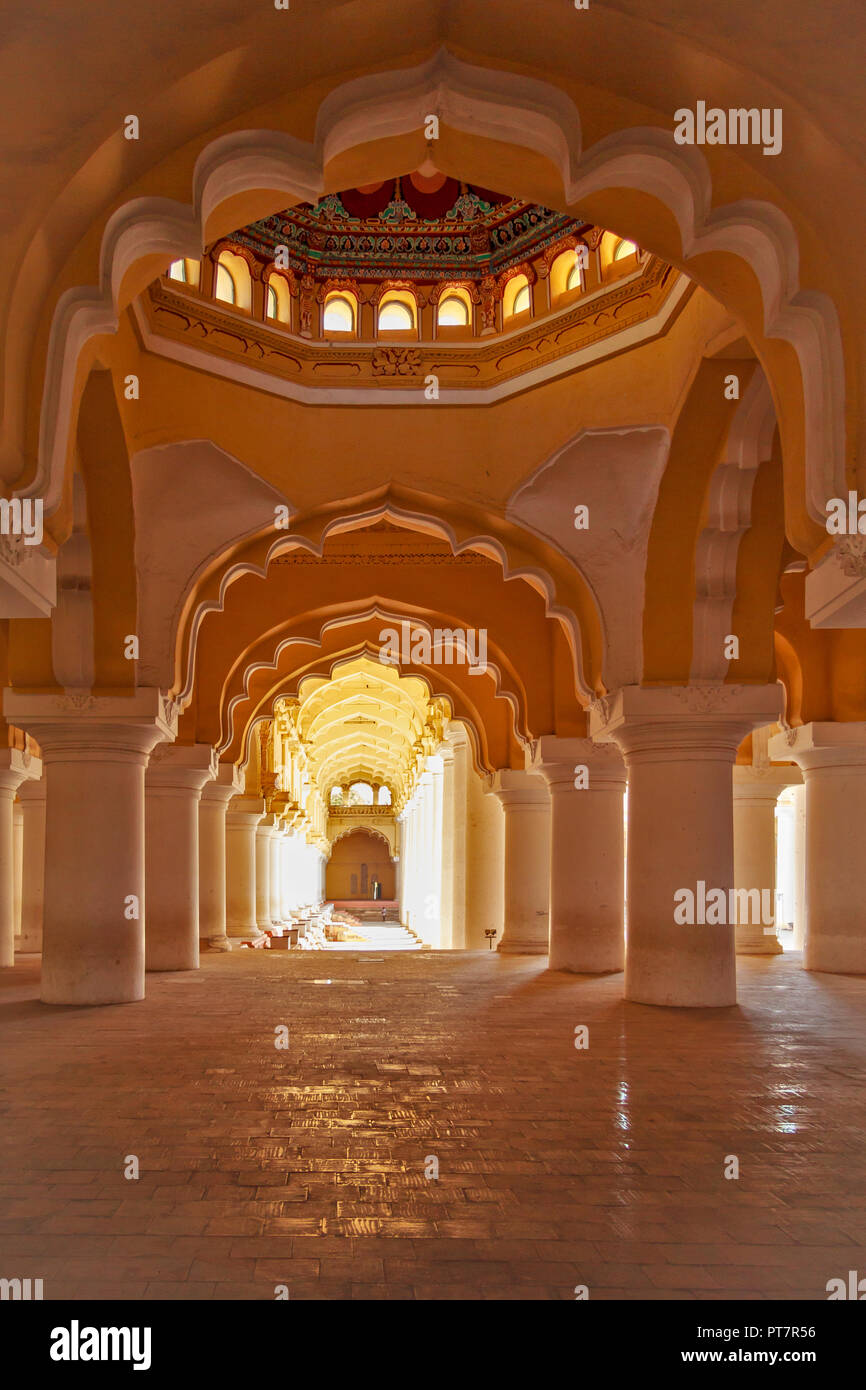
[1,948,864,1300]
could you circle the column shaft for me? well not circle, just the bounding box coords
[532,737,626,973]
[493,770,550,955]
[732,766,799,955]
[199,778,239,951]
[591,684,782,1007]
[769,723,866,973]
[225,797,265,942]
[145,746,215,970]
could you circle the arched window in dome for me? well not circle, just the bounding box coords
[266,273,291,324]
[329,786,344,806]
[168,258,200,287]
[323,293,356,334]
[437,293,469,328]
[377,786,392,806]
[600,231,640,276]
[378,292,416,332]
[215,262,235,305]
[215,249,252,310]
[348,781,374,806]
[614,238,639,262]
[550,248,584,302]
[503,274,531,320]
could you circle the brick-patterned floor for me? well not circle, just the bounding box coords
[1,948,865,1300]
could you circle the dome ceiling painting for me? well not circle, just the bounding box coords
[229,173,587,285]
[141,169,688,400]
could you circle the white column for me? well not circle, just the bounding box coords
[491,768,551,955]
[280,832,297,917]
[427,756,444,946]
[225,796,266,942]
[400,811,414,928]
[17,778,45,950]
[269,827,284,923]
[531,736,627,973]
[256,815,277,930]
[145,744,216,971]
[444,733,469,948]
[440,747,455,948]
[591,683,782,1007]
[199,766,242,952]
[405,806,414,926]
[732,765,800,955]
[12,798,22,948]
[769,722,866,973]
[417,770,434,942]
[0,749,41,966]
[4,690,174,1004]
[791,783,807,951]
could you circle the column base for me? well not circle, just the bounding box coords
[736,931,784,956]
[497,939,548,956]
[203,935,233,953]
[805,937,866,974]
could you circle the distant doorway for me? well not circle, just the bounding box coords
[326,830,395,900]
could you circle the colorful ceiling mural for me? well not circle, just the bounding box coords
[226,172,589,284]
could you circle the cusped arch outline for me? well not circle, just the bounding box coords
[20,49,843,561]
[327,823,397,863]
[228,624,519,778]
[171,488,606,711]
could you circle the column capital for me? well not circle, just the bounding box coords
[768,721,866,771]
[528,735,626,790]
[226,795,266,825]
[3,688,177,761]
[201,762,244,805]
[146,742,218,793]
[589,683,783,762]
[0,746,43,793]
[733,763,801,801]
[490,768,549,808]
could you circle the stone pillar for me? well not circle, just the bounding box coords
[269,827,284,923]
[440,745,455,948]
[408,801,418,928]
[416,771,433,940]
[428,758,444,946]
[280,830,299,918]
[768,722,866,973]
[256,815,277,930]
[448,732,469,948]
[225,796,266,942]
[3,691,175,1004]
[18,778,46,952]
[12,798,22,947]
[199,766,242,952]
[732,764,800,955]
[531,736,627,973]
[145,744,216,971]
[791,783,807,950]
[591,684,782,1007]
[491,769,551,954]
[0,749,41,966]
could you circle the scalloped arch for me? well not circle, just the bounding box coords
[21,49,842,562]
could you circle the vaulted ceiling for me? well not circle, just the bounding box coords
[289,655,447,805]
